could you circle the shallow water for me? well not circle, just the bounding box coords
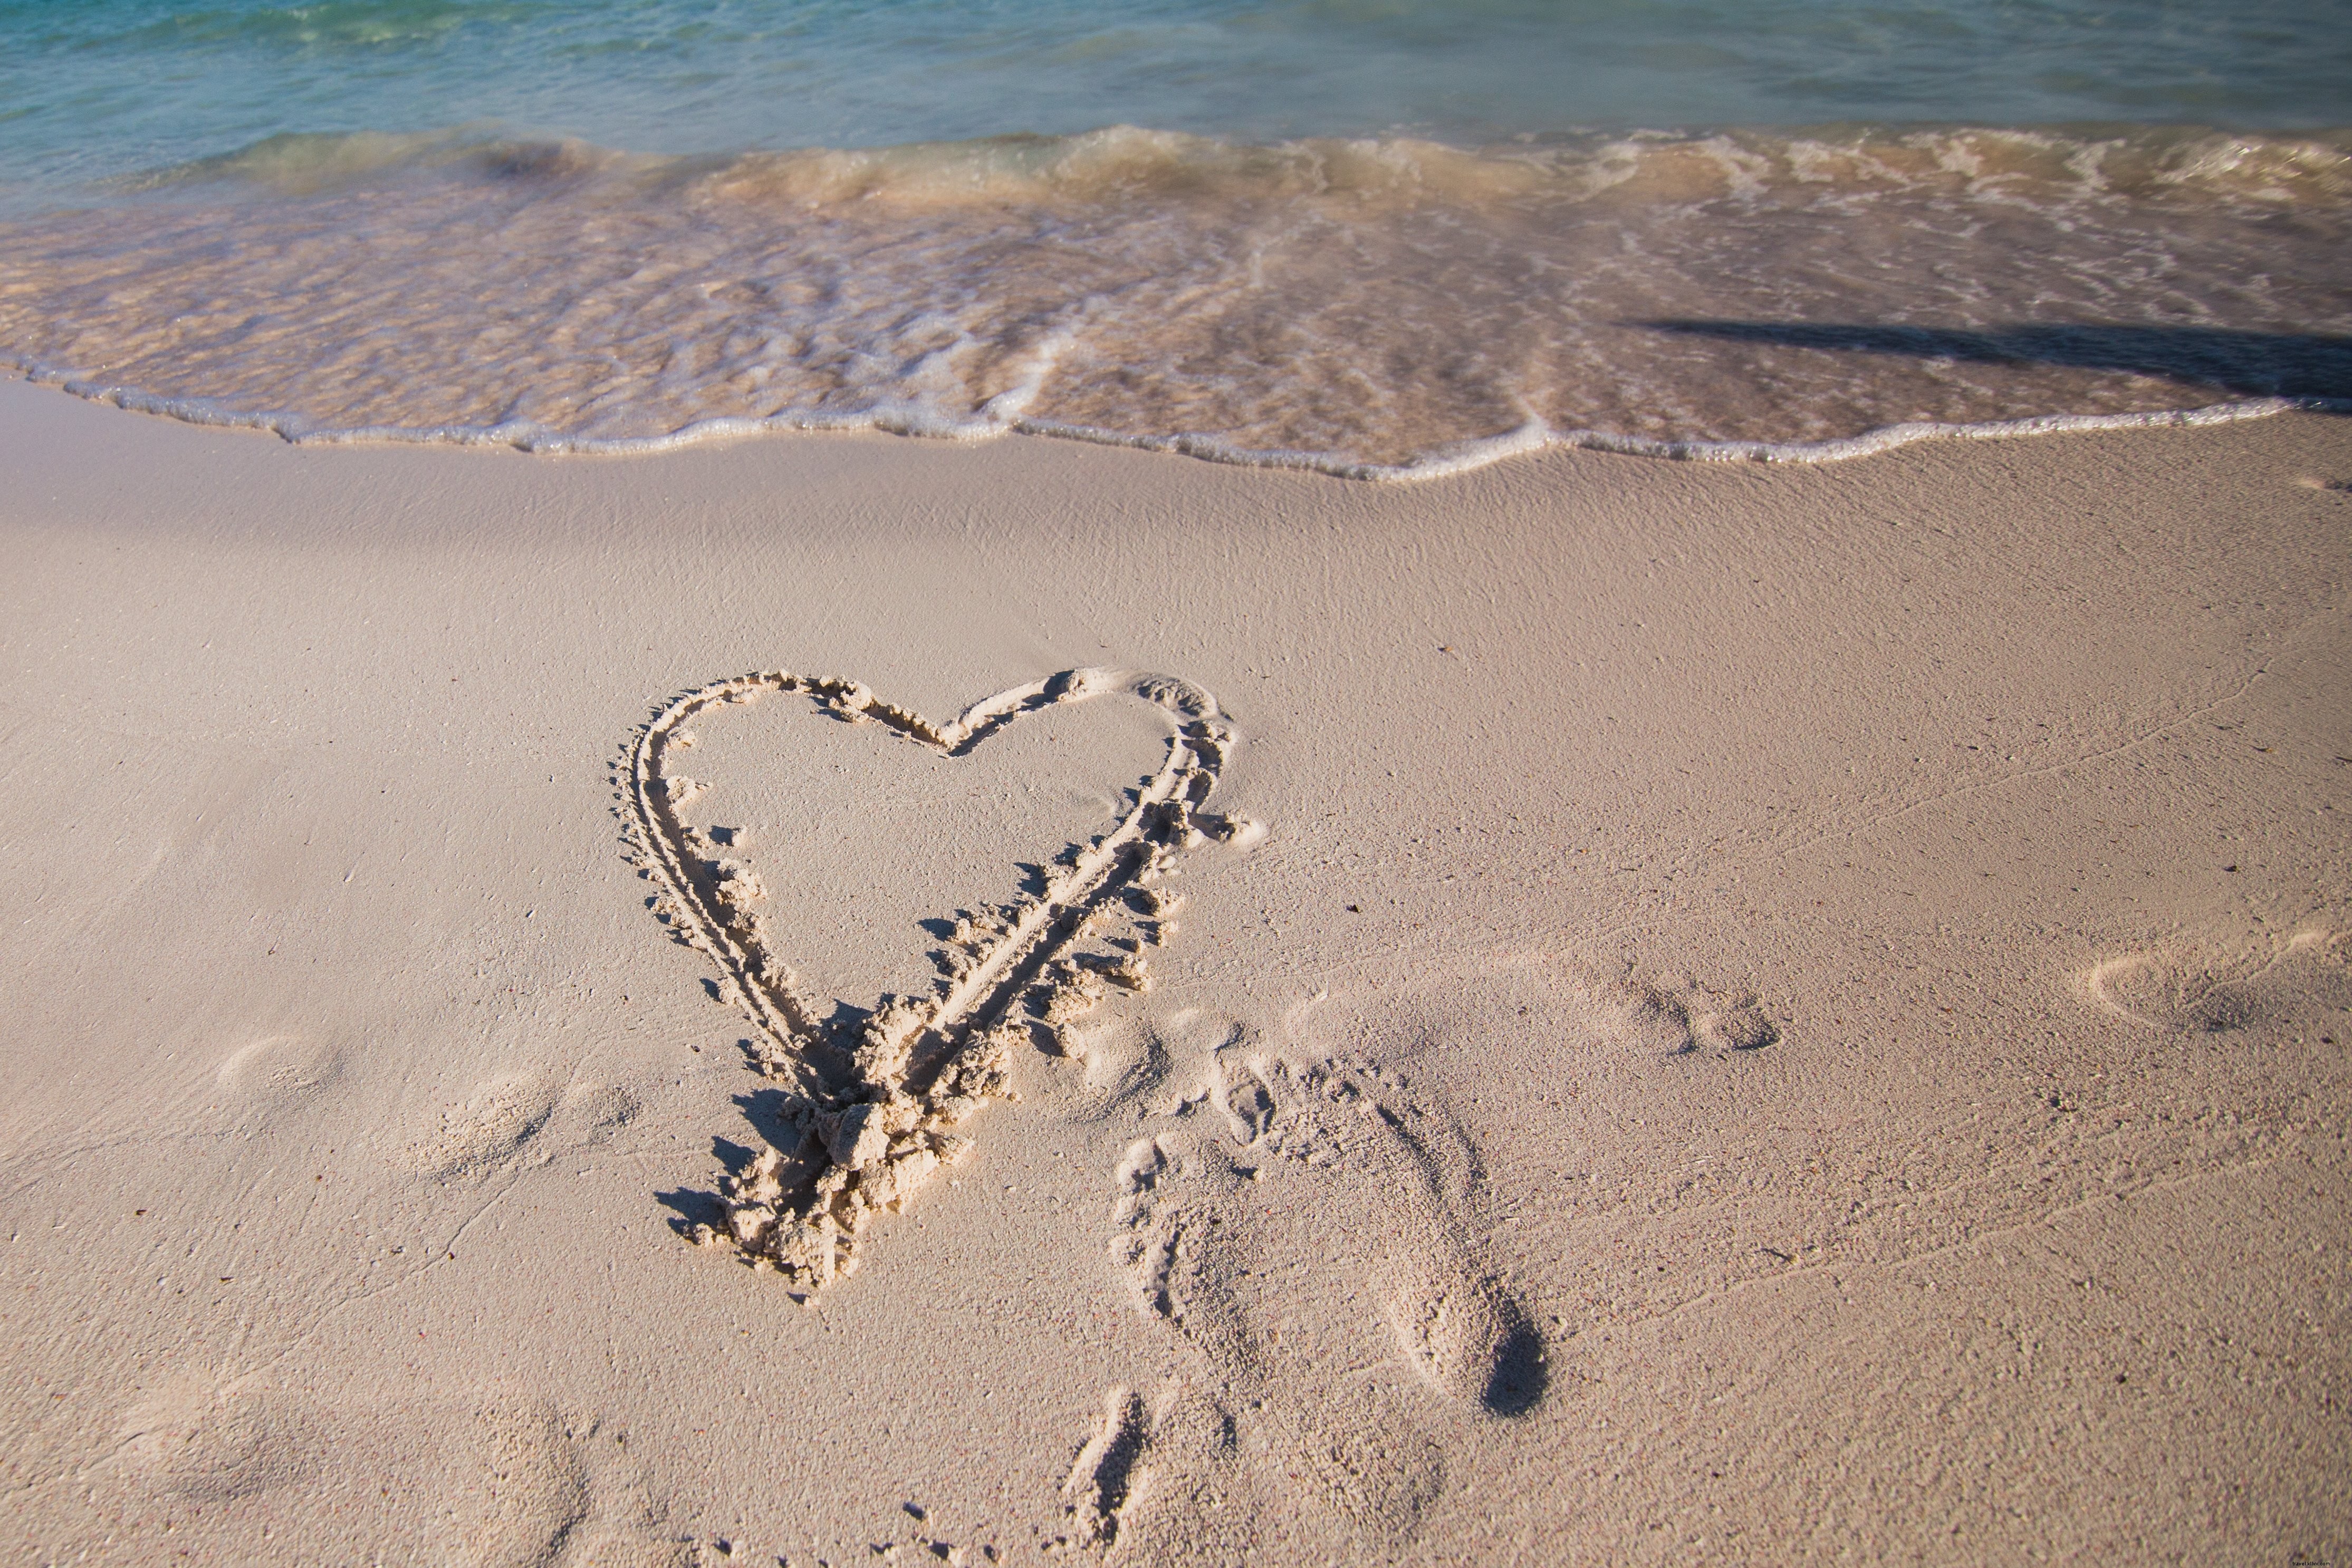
[6,0,2344,192]
[2,3,2346,473]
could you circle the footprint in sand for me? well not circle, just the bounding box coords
[410,1070,644,1182]
[1056,1378,1260,1562]
[107,1380,686,1565]
[214,1033,344,1102]
[2084,925,2352,1037]
[1096,1030,1547,1553]
[1631,978,1782,1058]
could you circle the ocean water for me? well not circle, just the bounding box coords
[1,1,2346,474]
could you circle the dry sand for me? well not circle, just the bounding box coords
[1,375,2347,1564]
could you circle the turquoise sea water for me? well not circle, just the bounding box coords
[4,0,2346,191]
[2,1,2346,472]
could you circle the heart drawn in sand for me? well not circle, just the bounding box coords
[624,668,1249,1290]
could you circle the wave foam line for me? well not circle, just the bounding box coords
[5,354,2338,482]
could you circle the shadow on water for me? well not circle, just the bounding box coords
[1633,321,2352,402]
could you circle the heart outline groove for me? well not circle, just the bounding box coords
[623,667,1245,1290]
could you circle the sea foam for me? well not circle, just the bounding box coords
[3,124,2346,477]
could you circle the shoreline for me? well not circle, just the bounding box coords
[2,378,2346,1563]
[7,360,2338,482]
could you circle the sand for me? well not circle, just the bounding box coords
[1,374,2346,1565]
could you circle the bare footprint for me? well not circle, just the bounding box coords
[112,1375,322,1504]
[1632,978,1782,1058]
[2085,925,2352,1037]
[1107,1041,1547,1549]
[410,1072,643,1182]
[1061,1386,1155,1550]
[214,1033,344,1102]
[105,1380,688,1565]
[1054,1380,1258,1564]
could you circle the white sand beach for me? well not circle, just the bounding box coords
[2,376,2346,1564]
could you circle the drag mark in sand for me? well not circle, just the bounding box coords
[622,668,1248,1291]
